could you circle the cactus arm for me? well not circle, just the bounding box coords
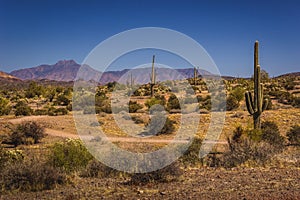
[245,92,255,115]
[262,98,269,112]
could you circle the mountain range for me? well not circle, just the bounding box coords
[9,60,215,83]
[5,60,299,84]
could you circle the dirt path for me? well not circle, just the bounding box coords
[7,115,227,144]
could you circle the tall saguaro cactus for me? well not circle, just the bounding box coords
[150,55,156,97]
[245,41,268,129]
[194,67,197,85]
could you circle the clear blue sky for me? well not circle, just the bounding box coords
[0,0,299,77]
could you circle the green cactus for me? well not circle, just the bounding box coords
[150,55,156,97]
[245,41,269,129]
[194,67,197,85]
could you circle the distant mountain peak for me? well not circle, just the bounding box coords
[56,59,78,66]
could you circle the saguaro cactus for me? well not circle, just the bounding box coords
[245,41,268,129]
[194,67,197,85]
[150,55,156,97]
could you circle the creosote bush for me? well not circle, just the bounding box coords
[10,121,45,147]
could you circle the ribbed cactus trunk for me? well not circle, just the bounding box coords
[130,73,134,88]
[194,67,197,85]
[245,41,268,130]
[150,55,156,97]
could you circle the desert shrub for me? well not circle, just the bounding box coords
[14,101,32,116]
[128,101,143,113]
[48,139,93,173]
[230,86,245,103]
[287,125,300,146]
[129,161,182,185]
[220,126,282,168]
[25,82,44,98]
[33,108,48,115]
[48,106,68,116]
[10,121,45,147]
[81,159,124,178]
[226,95,239,111]
[198,95,211,111]
[145,95,166,109]
[284,80,296,90]
[292,97,300,107]
[180,137,203,166]
[54,107,68,115]
[0,96,11,115]
[167,94,180,110]
[145,113,175,135]
[0,160,66,192]
[221,137,275,168]
[261,121,285,151]
[66,103,72,111]
[55,94,70,106]
[0,148,24,170]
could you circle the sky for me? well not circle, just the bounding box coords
[0,0,299,77]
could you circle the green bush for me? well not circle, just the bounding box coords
[145,95,166,109]
[0,96,11,115]
[14,101,32,116]
[226,96,239,111]
[167,94,180,110]
[55,94,70,106]
[180,137,203,166]
[10,121,45,147]
[25,82,44,98]
[261,121,285,151]
[33,109,48,115]
[145,113,175,135]
[287,125,300,146]
[230,86,245,103]
[48,139,93,173]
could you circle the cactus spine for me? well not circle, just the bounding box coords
[245,41,268,129]
[150,55,156,97]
